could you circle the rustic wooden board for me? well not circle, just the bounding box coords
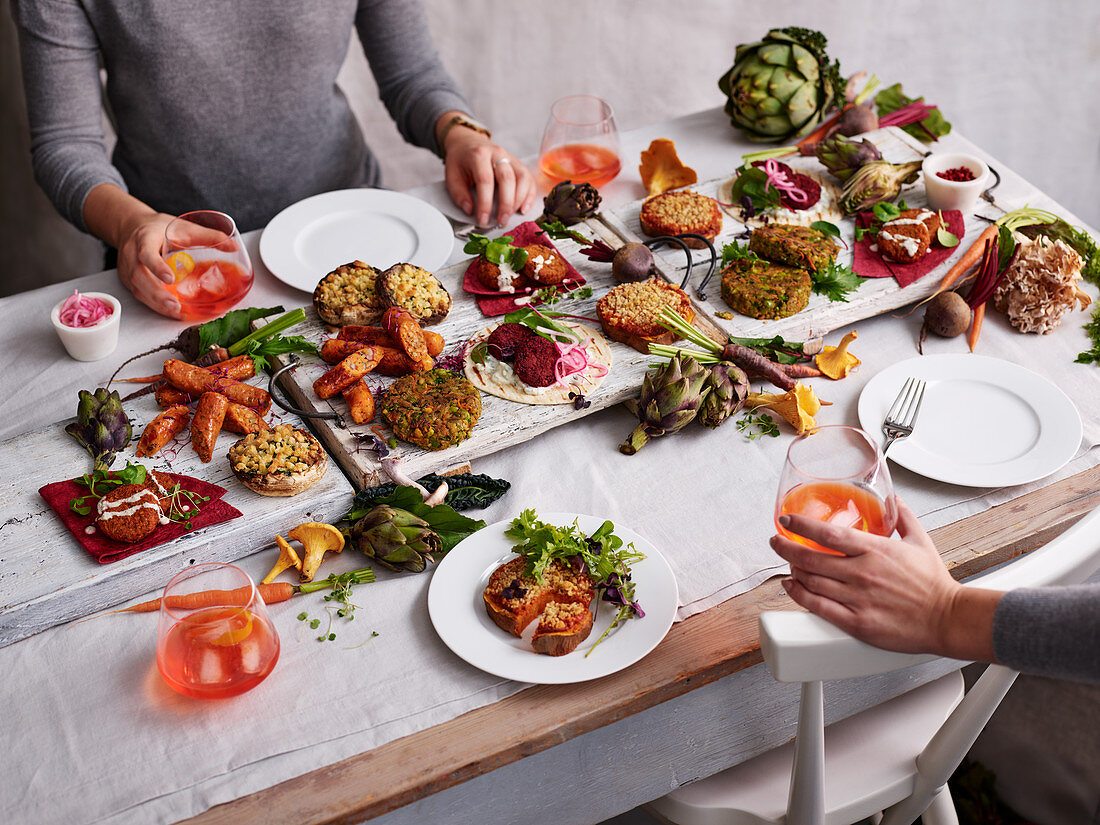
[0,394,354,648]
[602,126,1006,342]
[265,218,724,489]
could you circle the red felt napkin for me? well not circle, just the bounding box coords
[853,209,965,287]
[462,220,586,316]
[39,473,241,564]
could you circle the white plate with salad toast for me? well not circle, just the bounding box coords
[428,512,678,684]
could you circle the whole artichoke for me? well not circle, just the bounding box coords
[815,135,883,182]
[839,160,923,214]
[698,362,750,429]
[65,388,132,472]
[718,27,843,143]
[542,180,602,225]
[620,353,710,455]
[350,505,442,573]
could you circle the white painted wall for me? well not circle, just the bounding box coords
[5,0,1098,295]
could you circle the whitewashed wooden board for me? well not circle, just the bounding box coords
[602,126,1009,343]
[265,218,724,489]
[0,391,354,648]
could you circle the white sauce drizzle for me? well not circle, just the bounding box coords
[96,489,163,522]
[495,260,521,293]
[879,231,922,257]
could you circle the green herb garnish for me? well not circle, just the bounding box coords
[225,307,318,371]
[736,409,781,439]
[720,240,760,267]
[811,260,866,303]
[197,306,284,354]
[463,233,529,271]
[728,165,783,213]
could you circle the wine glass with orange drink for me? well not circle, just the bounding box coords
[164,210,254,321]
[775,425,897,556]
[156,563,279,699]
[538,95,621,189]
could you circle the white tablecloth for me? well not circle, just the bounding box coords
[3,108,1098,825]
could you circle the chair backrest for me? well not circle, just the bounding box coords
[757,505,1100,825]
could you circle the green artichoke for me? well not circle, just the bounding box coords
[350,505,443,573]
[620,353,710,455]
[542,180,602,225]
[65,388,132,472]
[699,362,750,429]
[839,160,923,214]
[815,135,882,182]
[718,27,843,143]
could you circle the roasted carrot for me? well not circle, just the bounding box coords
[338,325,445,357]
[968,302,985,352]
[313,345,384,399]
[382,306,433,371]
[121,582,296,613]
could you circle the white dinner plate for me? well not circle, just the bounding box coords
[259,189,453,292]
[428,513,678,684]
[858,354,1081,487]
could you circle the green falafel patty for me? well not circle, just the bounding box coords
[748,224,838,273]
[720,259,812,320]
[381,369,482,451]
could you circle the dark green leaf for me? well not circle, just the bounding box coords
[367,487,485,554]
[470,341,488,366]
[875,83,951,142]
[197,306,283,354]
[535,218,591,245]
[726,334,807,365]
[872,202,901,223]
[810,221,841,240]
[342,473,510,521]
[729,166,783,212]
[996,225,1017,272]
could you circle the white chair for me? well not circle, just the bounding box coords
[647,506,1100,825]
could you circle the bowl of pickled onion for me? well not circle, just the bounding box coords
[50,290,122,361]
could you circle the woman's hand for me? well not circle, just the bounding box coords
[770,497,1001,661]
[83,184,181,319]
[442,123,536,228]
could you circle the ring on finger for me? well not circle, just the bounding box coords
[493,157,512,168]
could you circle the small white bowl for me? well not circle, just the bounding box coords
[51,291,122,361]
[921,153,990,213]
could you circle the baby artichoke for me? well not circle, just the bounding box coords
[350,505,442,573]
[698,362,750,429]
[839,160,922,214]
[542,181,602,225]
[620,353,710,455]
[65,388,132,472]
[718,27,843,143]
[815,135,882,182]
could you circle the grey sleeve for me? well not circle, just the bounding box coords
[993,584,1100,683]
[355,0,472,156]
[10,0,127,232]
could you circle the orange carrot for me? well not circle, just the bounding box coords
[796,108,846,149]
[968,302,985,352]
[121,582,296,613]
[934,225,998,295]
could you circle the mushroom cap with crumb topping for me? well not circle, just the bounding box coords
[639,190,721,248]
[227,424,327,496]
[377,263,451,325]
[314,261,384,326]
[596,278,695,353]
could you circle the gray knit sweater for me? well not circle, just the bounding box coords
[993,583,1100,683]
[11,0,469,233]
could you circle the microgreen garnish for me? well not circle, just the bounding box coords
[295,567,377,643]
[736,409,780,439]
[463,233,529,271]
[531,284,593,306]
[70,461,150,514]
[504,510,646,655]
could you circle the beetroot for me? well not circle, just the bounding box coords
[486,323,536,361]
[512,336,560,387]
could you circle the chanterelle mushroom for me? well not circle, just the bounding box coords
[261,535,302,585]
[289,522,346,582]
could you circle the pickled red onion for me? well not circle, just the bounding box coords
[761,158,809,205]
[58,290,113,328]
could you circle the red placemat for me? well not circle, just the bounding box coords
[854,209,965,287]
[39,473,241,564]
[462,220,587,316]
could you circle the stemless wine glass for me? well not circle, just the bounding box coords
[775,425,898,555]
[538,94,622,189]
[156,563,280,699]
[163,210,254,321]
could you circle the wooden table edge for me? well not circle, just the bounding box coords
[179,463,1100,825]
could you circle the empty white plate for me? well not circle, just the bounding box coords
[259,188,453,292]
[858,354,1081,487]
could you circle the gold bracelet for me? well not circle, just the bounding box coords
[439,114,492,160]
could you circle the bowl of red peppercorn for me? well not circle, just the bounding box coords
[921,152,990,213]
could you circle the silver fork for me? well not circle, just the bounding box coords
[881,378,926,454]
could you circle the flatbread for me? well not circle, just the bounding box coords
[718,168,843,229]
[463,322,613,406]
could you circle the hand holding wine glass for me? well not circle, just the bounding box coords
[774,425,897,555]
[163,210,254,321]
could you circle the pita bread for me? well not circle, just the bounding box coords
[463,322,613,406]
[718,168,843,229]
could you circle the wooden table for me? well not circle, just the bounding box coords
[175,465,1098,825]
